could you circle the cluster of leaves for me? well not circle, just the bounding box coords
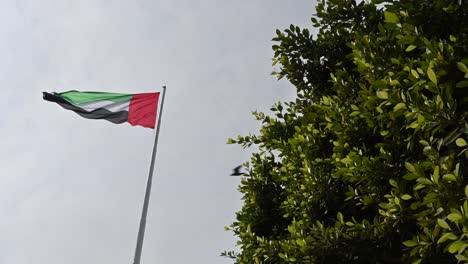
[223,0,468,263]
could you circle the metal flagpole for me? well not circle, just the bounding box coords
[132,86,167,264]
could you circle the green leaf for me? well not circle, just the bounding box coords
[443,174,457,182]
[389,179,398,187]
[437,219,451,229]
[457,80,468,88]
[227,3,468,261]
[337,212,343,223]
[458,62,468,73]
[401,194,412,200]
[407,121,419,129]
[438,232,458,244]
[403,173,418,180]
[448,241,467,254]
[394,196,401,206]
[411,69,419,78]
[296,239,306,246]
[417,177,432,185]
[433,166,440,184]
[405,162,416,172]
[391,58,400,64]
[376,90,388,99]
[406,45,417,52]
[444,129,462,145]
[403,240,418,247]
[427,67,437,85]
[414,184,425,191]
[384,11,399,23]
[456,138,467,147]
[447,213,463,222]
[394,102,406,111]
[460,244,468,254]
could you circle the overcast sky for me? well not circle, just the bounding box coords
[0,1,315,263]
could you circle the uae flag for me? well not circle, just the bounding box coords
[43,90,160,129]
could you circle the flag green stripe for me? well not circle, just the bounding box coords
[58,91,133,104]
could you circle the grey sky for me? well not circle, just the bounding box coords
[0,1,315,263]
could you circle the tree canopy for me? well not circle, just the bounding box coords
[224,0,468,263]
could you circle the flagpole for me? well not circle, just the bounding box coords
[132,86,167,264]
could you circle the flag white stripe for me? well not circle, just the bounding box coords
[75,100,130,112]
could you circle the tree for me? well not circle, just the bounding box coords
[223,0,468,263]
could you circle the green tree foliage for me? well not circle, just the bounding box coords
[224,0,468,263]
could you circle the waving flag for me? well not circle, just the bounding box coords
[43,90,160,128]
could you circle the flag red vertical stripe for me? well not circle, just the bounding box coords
[128,92,160,129]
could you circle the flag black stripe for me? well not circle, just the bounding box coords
[43,92,128,124]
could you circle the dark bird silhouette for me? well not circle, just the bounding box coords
[230,165,244,176]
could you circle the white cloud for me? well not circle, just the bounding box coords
[0,0,316,263]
